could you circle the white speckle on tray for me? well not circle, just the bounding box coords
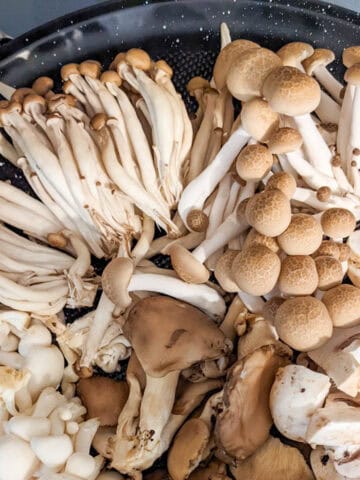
[162,25,167,30]
[199,27,203,32]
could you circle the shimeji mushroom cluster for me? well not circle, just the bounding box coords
[2,21,360,480]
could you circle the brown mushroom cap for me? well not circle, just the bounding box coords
[167,418,210,480]
[100,70,122,86]
[315,255,344,291]
[263,297,285,324]
[10,88,35,103]
[213,39,260,90]
[168,244,209,284]
[277,213,323,255]
[303,48,335,75]
[232,244,281,296]
[186,76,210,95]
[32,76,54,96]
[240,98,280,142]
[22,94,47,115]
[227,48,282,101]
[76,377,129,426]
[124,296,229,377]
[186,209,209,233]
[189,460,230,480]
[321,208,356,239]
[313,240,341,259]
[109,52,126,71]
[245,189,291,237]
[322,284,360,327]
[275,296,333,351]
[267,127,303,154]
[277,42,314,67]
[262,66,321,116]
[343,46,360,68]
[60,63,80,81]
[278,255,318,296]
[243,228,279,253]
[173,378,223,416]
[266,172,297,199]
[344,64,360,85]
[339,242,351,262]
[236,144,273,182]
[155,59,173,78]
[79,60,102,79]
[101,257,133,311]
[125,48,151,71]
[215,345,289,461]
[214,249,239,292]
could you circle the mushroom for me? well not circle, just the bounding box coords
[230,436,314,480]
[262,297,285,324]
[270,364,331,442]
[242,228,279,253]
[0,434,39,480]
[277,41,314,69]
[320,208,356,240]
[278,255,319,296]
[277,214,323,255]
[314,240,341,259]
[189,459,230,480]
[322,284,360,327]
[274,296,333,351]
[76,377,129,426]
[265,171,297,199]
[236,144,273,181]
[315,256,344,290]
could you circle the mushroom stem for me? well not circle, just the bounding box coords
[145,231,205,259]
[75,418,100,454]
[314,66,343,104]
[0,132,18,165]
[0,81,15,100]
[131,216,155,265]
[337,84,354,170]
[316,90,340,124]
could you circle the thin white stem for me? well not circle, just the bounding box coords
[337,85,355,171]
[314,66,343,104]
[316,90,340,124]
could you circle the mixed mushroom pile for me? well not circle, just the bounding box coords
[1,21,360,479]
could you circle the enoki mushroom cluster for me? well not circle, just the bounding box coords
[1,22,360,480]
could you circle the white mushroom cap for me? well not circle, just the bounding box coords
[321,208,356,239]
[31,434,73,468]
[245,189,291,237]
[278,255,318,296]
[275,296,333,351]
[270,364,330,442]
[348,230,360,262]
[214,249,239,292]
[236,144,273,181]
[231,244,281,296]
[0,434,39,480]
[315,256,344,291]
[322,284,360,328]
[278,214,323,256]
[243,228,279,253]
[265,171,297,199]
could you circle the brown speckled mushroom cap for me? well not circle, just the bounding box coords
[278,255,318,296]
[243,228,279,253]
[275,296,333,351]
[343,46,360,68]
[266,172,297,199]
[168,244,209,284]
[245,189,291,237]
[313,240,341,259]
[236,144,273,182]
[321,208,356,239]
[267,127,303,155]
[167,418,210,480]
[227,47,282,101]
[303,48,335,75]
[186,209,209,233]
[124,296,228,377]
[315,256,344,291]
[322,284,360,327]
[231,244,281,296]
[240,98,280,142]
[214,249,240,293]
[277,42,314,67]
[278,213,323,255]
[213,39,260,90]
[345,64,360,86]
[262,66,321,116]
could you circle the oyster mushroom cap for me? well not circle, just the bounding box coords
[263,297,285,324]
[267,127,303,155]
[266,171,297,199]
[213,39,260,90]
[322,284,360,328]
[263,66,321,116]
[167,418,210,480]
[321,208,356,240]
[227,47,282,101]
[215,345,290,461]
[278,214,323,256]
[231,244,281,296]
[172,378,223,416]
[76,376,129,426]
[243,228,279,253]
[236,144,273,182]
[275,296,333,351]
[277,41,314,67]
[245,188,291,237]
[240,98,280,142]
[186,76,210,95]
[345,64,360,86]
[168,244,210,284]
[124,296,229,377]
[214,249,239,293]
[315,256,344,291]
[303,48,335,75]
[230,436,314,480]
[278,255,319,296]
[270,364,331,442]
[237,317,282,360]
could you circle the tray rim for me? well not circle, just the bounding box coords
[0,0,359,63]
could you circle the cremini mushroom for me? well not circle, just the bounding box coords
[278,214,324,255]
[322,284,360,327]
[275,296,333,351]
[278,255,319,296]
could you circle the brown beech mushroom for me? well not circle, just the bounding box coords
[215,345,290,461]
[235,144,273,181]
[322,284,360,327]
[76,376,129,426]
[275,296,333,351]
[242,228,279,253]
[214,249,239,292]
[265,171,297,199]
[230,436,314,480]
[314,240,341,259]
[245,188,291,237]
[315,256,344,290]
[278,255,319,296]
[277,41,314,69]
[231,244,281,296]
[263,297,285,324]
[277,214,323,256]
[320,208,356,240]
